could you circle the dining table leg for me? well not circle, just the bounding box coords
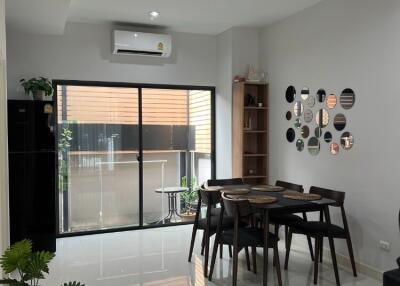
[263,209,270,286]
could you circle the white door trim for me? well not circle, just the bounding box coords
[0,57,9,268]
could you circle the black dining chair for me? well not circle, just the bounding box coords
[284,186,357,286]
[208,192,282,286]
[383,210,400,286]
[269,180,315,261]
[207,178,245,187]
[207,178,245,217]
[188,179,246,277]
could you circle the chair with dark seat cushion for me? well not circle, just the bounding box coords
[290,221,346,236]
[269,180,315,261]
[207,178,245,187]
[198,215,235,229]
[220,228,278,247]
[188,180,247,277]
[208,192,282,286]
[383,267,400,286]
[285,186,357,286]
[383,210,400,286]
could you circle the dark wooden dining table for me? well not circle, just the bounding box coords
[221,185,337,286]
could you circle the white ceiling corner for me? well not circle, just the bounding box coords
[5,0,71,35]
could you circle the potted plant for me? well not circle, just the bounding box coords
[0,240,83,286]
[19,77,53,101]
[180,189,198,222]
[180,176,199,222]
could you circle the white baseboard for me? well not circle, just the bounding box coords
[290,235,383,282]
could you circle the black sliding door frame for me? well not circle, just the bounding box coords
[53,79,216,238]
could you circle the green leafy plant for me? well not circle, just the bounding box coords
[0,240,84,286]
[58,127,73,193]
[0,240,54,286]
[180,190,197,214]
[58,128,73,153]
[61,282,85,286]
[19,77,53,97]
[180,176,199,214]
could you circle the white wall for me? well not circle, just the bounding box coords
[0,0,5,59]
[216,27,259,178]
[6,22,217,98]
[259,0,400,272]
[231,27,259,78]
[7,21,261,181]
[216,28,233,178]
[0,0,8,273]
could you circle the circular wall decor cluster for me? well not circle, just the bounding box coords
[285,86,355,156]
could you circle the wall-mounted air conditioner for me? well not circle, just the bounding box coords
[113,30,172,58]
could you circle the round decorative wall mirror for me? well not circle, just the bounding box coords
[340,132,354,150]
[330,143,339,155]
[286,128,295,142]
[306,96,315,108]
[301,86,310,101]
[304,109,313,123]
[326,94,337,109]
[286,86,296,103]
[315,108,329,128]
[333,113,346,131]
[324,131,332,143]
[293,101,304,117]
[296,139,304,152]
[315,127,322,138]
[301,126,310,138]
[340,88,355,109]
[308,137,320,156]
[317,89,326,103]
[294,118,302,129]
[286,111,292,120]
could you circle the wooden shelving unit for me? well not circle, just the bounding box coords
[232,82,268,185]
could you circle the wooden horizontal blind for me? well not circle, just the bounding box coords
[142,89,188,125]
[189,90,211,153]
[57,85,139,124]
[57,86,188,125]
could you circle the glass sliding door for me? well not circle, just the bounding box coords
[142,88,213,226]
[56,81,215,235]
[57,84,140,234]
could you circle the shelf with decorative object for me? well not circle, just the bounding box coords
[244,106,268,110]
[243,130,267,133]
[242,175,267,179]
[243,153,268,157]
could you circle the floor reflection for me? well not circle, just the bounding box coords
[44,225,379,286]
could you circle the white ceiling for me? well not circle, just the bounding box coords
[5,0,71,35]
[6,0,323,35]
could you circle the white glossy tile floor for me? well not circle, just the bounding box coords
[44,225,380,286]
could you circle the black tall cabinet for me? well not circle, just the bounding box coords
[8,100,56,252]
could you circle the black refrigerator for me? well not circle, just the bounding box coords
[8,100,56,252]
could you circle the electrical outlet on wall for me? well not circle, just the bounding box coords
[379,240,391,251]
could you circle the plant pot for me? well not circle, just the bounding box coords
[31,90,52,101]
[181,212,196,222]
[32,90,46,101]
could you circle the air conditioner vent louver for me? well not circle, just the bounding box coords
[117,49,163,56]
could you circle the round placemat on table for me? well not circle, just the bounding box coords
[205,186,223,192]
[283,193,322,201]
[239,195,278,204]
[282,190,302,195]
[251,185,285,192]
[223,188,250,195]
